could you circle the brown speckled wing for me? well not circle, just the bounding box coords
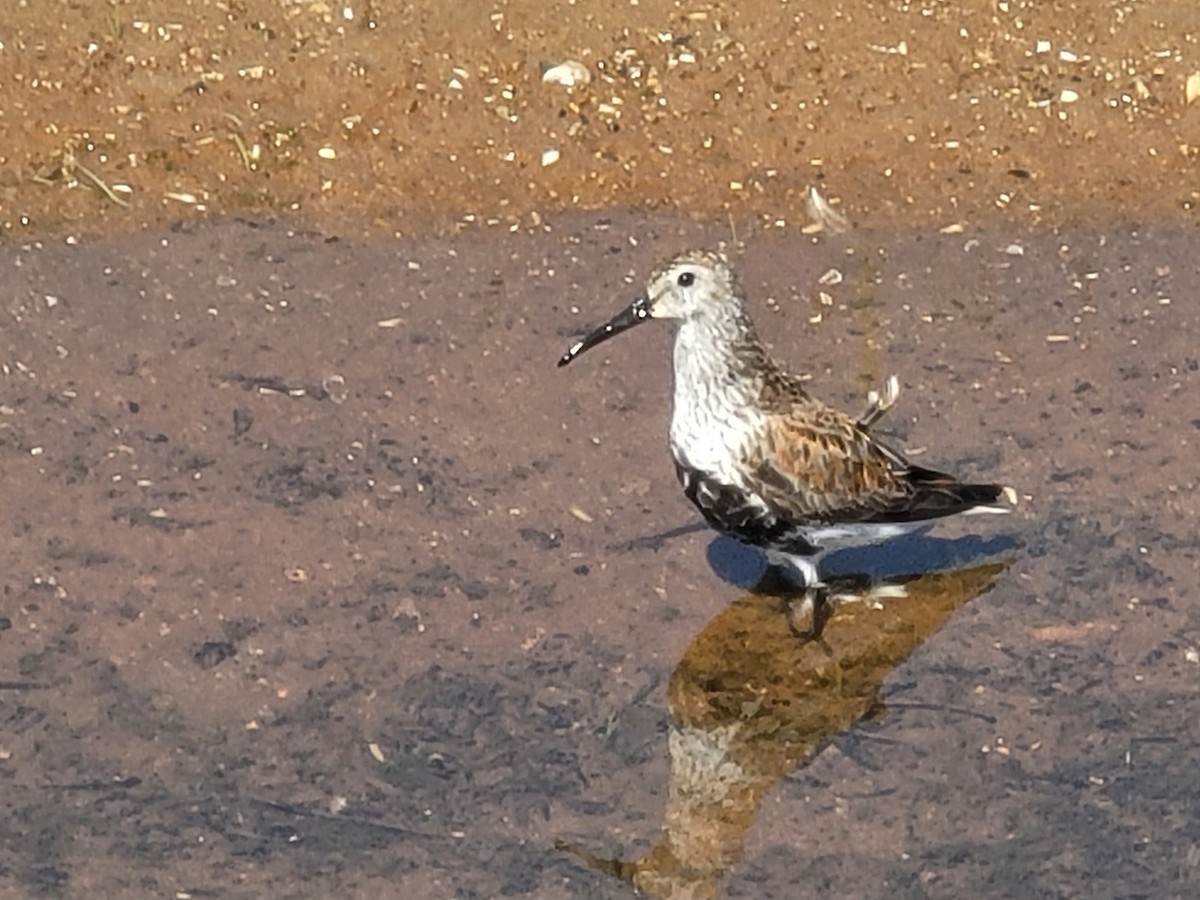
[749,373,1002,524]
[747,405,909,521]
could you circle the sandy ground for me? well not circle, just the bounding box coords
[2,2,1200,899]
[2,0,1198,237]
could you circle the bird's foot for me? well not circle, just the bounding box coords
[786,582,832,645]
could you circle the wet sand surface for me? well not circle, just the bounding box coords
[3,0,1200,898]
[2,215,1198,899]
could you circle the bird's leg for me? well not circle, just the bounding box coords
[769,552,834,645]
[856,374,900,430]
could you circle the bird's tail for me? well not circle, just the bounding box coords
[883,465,1016,522]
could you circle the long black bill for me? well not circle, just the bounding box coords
[557,297,651,367]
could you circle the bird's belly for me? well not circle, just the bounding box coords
[793,521,922,552]
[673,460,819,554]
[668,409,753,482]
[672,456,922,558]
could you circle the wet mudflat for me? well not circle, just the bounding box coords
[1,214,1197,898]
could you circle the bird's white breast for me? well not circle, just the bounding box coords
[667,320,763,484]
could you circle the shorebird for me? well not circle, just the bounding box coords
[558,250,1011,608]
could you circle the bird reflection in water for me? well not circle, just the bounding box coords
[557,557,1011,899]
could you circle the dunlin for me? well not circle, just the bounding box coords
[559,250,1011,604]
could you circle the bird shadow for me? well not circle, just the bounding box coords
[706,528,1022,592]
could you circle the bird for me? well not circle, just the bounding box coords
[558,249,1012,618]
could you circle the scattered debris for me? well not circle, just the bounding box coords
[322,373,348,404]
[542,59,591,88]
[804,187,851,234]
[194,641,237,670]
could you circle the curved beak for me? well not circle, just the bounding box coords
[557,296,651,367]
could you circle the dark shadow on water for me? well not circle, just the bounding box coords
[558,552,1014,899]
[706,529,1021,590]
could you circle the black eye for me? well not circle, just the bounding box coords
[677,271,695,287]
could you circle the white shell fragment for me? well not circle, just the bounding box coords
[1187,72,1200,105]
[542,60,591,88]
[541,148,561,167]
[1059,88,1080,104]
[322,373,348,404]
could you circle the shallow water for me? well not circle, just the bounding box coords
[1,214,1197,898]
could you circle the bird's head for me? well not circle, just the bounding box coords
[558,250,742,367]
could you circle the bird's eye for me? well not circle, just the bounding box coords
[677,271,695,287]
